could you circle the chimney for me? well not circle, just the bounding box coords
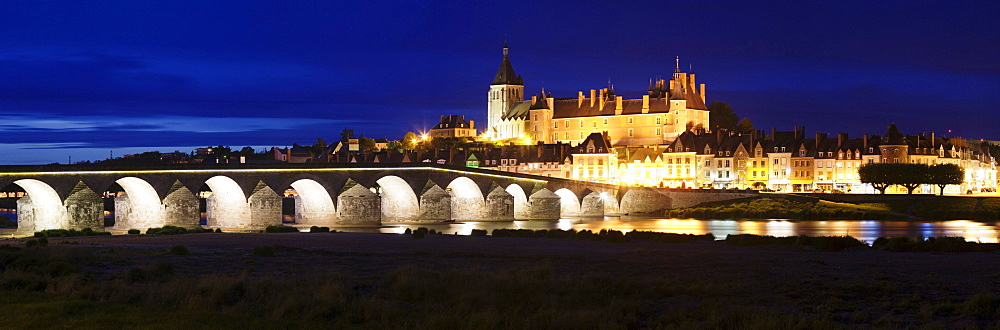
[815,132,827,150]
[668,79,674,90]
[641,95,650,114]
[918,132,925,147]
[700,83,706,102]
[863,134,869,149]
[469,120,475,129]
[578,91,585,107]
[838,133,848,147]
[716,129,724,145]
[615,95,623,115]
[531,96,537,103]
[440,115,445,122]
[599,89,605,111]
[931,131,935,146]
[590,89,596,107]
[771,127,777,140]
[689,74,695,90]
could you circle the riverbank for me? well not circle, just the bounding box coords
[661,195,1000,221]
[1,232,1000,328]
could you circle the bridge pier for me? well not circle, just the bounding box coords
[418,184,451,221]
[484,186,514,221]
[162,185,200,228]
[580,192,605,217]
[248,182,282,229]
[337,184,381,226]
[64,183,103,231]
[527,188,561,220]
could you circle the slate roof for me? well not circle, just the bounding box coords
[491,44,523,85]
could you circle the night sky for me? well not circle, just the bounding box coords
[1,0,997,164]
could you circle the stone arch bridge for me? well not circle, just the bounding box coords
[0,163,757,233]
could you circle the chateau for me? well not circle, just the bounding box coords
[486,44,710,146]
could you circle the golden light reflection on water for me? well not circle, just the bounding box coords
[371,217,1000,243]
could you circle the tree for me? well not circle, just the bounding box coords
[928,164,964,195]
[340,128,355,143]
[859,163,931,194]
[735,118,754,134]
[303,138,328,159]
[708,101,739,131]
[358,137,376,152]
[402,132,418,150]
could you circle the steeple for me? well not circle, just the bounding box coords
[492,43,523,85]
[675,56,681,73]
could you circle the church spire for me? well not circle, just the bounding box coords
[675,56,681,73]
[492,42,523,85]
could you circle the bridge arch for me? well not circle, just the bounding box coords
[447,177,485,220]
[554,188,581,217]
[204,175,250,228]
[376,175,419,222]
[290,179,336,226]
[505,184,530,219]
[111,177,165,231]
[11,179,66,233]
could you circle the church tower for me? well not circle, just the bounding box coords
[487,43,524,136]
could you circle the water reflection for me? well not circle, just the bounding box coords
[367,216,1000,243]
[0,208,995,243]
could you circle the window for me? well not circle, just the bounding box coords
[627,117,634,124]
[628,128,634,137]
[603,118,608,125]
[656,117,661,125]
[564,132,569,139]
[655,127,661,135]
[579,120,584,128]
[774,159,779,165]
[579,132,584,139]
[554,122,558,129]
[564,120,569,128]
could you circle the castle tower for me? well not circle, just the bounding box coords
[487,43,524,136]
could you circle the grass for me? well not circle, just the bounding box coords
[663,197,902,220]
[859,198,1000,220]
[2,235,1000,327]
[725,234,864,251]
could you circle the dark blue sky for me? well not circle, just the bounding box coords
[0,0,997,164]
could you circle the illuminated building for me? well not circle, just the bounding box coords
[485,44,709,146]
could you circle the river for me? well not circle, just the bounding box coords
[2,209,996,243]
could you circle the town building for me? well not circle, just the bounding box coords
[429,115,477,138]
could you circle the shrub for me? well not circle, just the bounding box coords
[412,228,428,239]
[872,236,996,252]
[127,229,140,235]
[726,234,863,251]
[168,245,189,255]
[470,229,487,236]
[264,225,300,233]
[145,226,188,235]
[252,245,276,257]
[34,228,111,237]
[215,228,223,233]
[403,228,412,235]
[309,226,330,233]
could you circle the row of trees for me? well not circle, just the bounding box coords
[858,163,965,195]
